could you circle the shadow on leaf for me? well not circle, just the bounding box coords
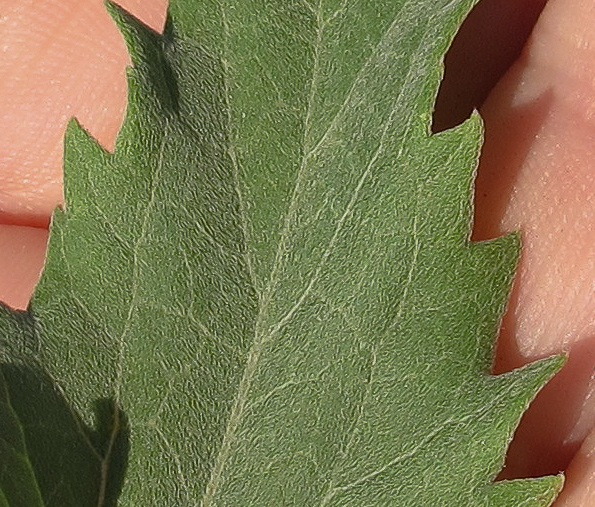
[0,364,129,507]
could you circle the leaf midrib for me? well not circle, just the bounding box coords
[201,1,427,502]
[201,2,325,503]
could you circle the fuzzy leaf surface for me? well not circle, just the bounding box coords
[0,0,564,505]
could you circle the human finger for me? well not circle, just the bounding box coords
[0,0,168,308]
[471,0,595,501]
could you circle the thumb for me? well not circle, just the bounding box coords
[474,0,595,502]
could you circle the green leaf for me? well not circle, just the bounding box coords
[0,0,565,505]
[0,367,43,507]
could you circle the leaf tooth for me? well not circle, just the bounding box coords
[484,475,564,507]
[416,0,481,122]
[107,1,180,118]
[105,1,162,64]
[462,232,520,367]
[483,355,566,479]
[63,117,109,213]
[424,111,484,244]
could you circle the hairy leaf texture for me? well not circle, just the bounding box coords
[0,1,564,505]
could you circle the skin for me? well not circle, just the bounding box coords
[0,0,594,504]
[0,0,168,307]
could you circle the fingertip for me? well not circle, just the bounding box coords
[474,0,595,486]
[0,0,169,308]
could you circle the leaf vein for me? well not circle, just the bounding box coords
[155,426,193,504]
[202,3,324,502]
[303,0,409,162]
[321,379,521,505]
[113,123,168,399]
[270,55,423,338]
[245,363,332,414]
[219,2,258,290]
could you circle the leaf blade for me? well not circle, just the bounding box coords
[0,1,565,505]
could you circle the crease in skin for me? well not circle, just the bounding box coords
[0,0,168,308]
[0,224,48,310]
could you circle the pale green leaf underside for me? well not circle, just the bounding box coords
[0,0,564,505]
